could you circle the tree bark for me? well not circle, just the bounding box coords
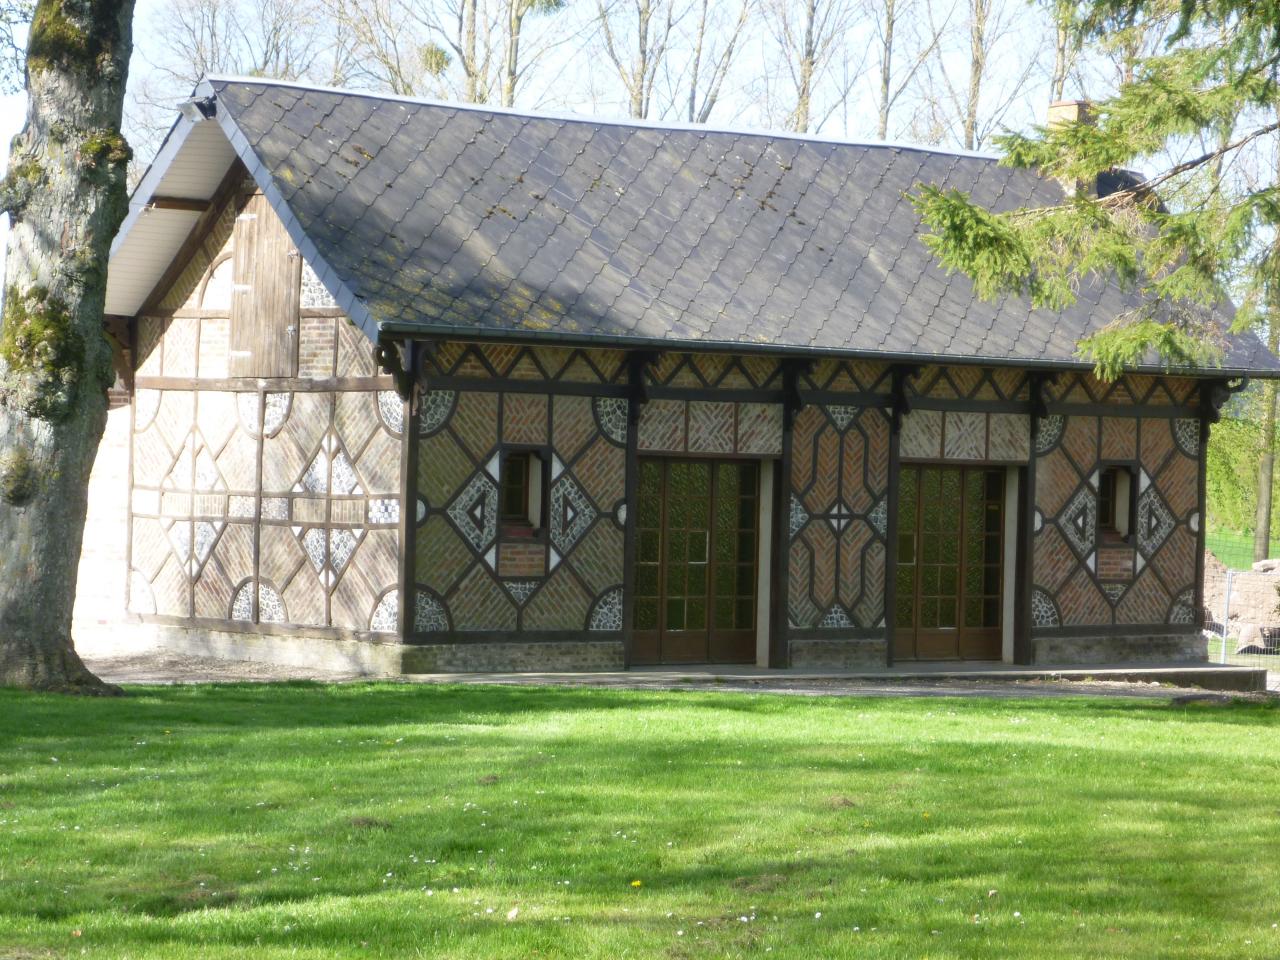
[963,0,988,151]
[791,0,817,132]
[876,0,895,139]
[0,0,135,693]
[1048,0,1077,103]
[1253,320,1280,562]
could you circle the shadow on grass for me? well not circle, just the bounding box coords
[1,682,1276,747]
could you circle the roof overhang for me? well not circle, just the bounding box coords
[107,80,368,333]
[105,107,238,316]
[375,319,1272,381]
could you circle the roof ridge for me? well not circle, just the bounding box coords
[201,75,1004,164]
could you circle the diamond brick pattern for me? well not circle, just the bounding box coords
[1059,485,1097,558]
[1136,484,1176,558]
[1030,402,1202,631]
[549,472,597,555]
[447,471,499,554]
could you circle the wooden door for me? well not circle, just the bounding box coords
[894,465,1004,661]
[632,459,758,665]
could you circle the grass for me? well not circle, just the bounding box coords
[1,684,1279,958]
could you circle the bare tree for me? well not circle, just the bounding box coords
[673,0,752,123]
[125,0,348,169]
[328,0,572,106]
[149,0,334,84]
[759,0,861,133]
[0,0,135,691]
[595,0,680,119]
[1047,0,1081,102]
[913,0,1045,150]
[328,0,440,95]
[868,0,949,140]
[0,0,32,92]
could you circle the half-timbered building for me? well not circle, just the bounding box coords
[101,78,1280,673]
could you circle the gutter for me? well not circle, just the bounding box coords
[374,319,1272,381]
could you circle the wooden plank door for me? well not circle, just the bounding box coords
[230,192,301,378]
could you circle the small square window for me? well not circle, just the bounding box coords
[1098,466,1135,543]
[500,451,545,535]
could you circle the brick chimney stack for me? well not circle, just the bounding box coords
[1046,99,1091,128]
[1045,100,1093,196]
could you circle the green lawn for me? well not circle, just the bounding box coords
[1,684,1279,958]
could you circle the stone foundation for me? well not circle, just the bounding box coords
[148,623,406,675]
[402,640,625,673]
[789,637,888,669]
[147,623,625,675]
[1031,631,1207,665]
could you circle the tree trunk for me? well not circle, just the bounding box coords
[462,0,480,102]
[1050,24,1067,100]
[0,0,135,693]
[1254,320,1280,562]
[503,0,523,107]
[876,0,896,139]
[792,0,817,132]
[631,0,651,118]
[963,0,987,151]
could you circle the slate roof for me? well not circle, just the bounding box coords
[194,77,1278,374]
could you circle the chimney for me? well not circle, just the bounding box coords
[1046,99,1090,128]
[1045,100,1093,196]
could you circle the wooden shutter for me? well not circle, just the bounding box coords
[229,192,301,377]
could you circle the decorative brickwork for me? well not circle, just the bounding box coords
[414,359,625,635]
[788,403,889,630]
[1032,402,1200,629]
[900,409,1030,462]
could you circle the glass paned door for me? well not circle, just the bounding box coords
[894,465,1004,661]
[632,459,758,664]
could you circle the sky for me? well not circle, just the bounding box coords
[0,0,1180,289]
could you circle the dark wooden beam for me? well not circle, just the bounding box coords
[148,196,213,213]
[626,349,661,424]
[1028,370,1058,438]
[1200,376,1248,425]
[138,161,250,316]
[887,363,921,433]
[780,357,813,429]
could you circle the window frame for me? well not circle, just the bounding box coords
[497,445,550,541]
[1096,461,1138,546]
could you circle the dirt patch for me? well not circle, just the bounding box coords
[731,873,788,893]
[350,817,393,830]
